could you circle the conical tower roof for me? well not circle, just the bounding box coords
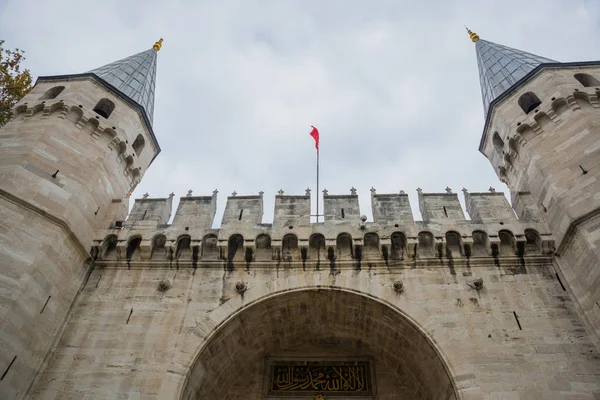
[472,34,556,114]
[88,47,159,124]
[36,39,163,159]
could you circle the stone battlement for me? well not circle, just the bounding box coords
[92,188,555,268]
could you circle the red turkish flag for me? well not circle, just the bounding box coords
[309,126,319,150]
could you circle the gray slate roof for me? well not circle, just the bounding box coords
[476,39,556,115]
[89,48,158,124]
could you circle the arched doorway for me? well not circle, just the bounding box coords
[180,289,457,400]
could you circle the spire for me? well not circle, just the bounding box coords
[472,35,556,115]
[88,39,162,124]
[466,28,479,43]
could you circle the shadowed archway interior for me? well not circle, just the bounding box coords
[181,289,457,400]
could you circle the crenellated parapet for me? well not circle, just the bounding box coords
[93,188,555,268]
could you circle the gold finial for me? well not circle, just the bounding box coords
[153,38,163,51]
[466,28,479,43]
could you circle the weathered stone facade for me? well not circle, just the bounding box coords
[1,39,600,400]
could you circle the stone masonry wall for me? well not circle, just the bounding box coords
[480,66,600,343]
[0,78,158,399]
[24,190,600,399]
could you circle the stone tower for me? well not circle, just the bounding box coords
[0,40,162,399]
[470,29,600,342]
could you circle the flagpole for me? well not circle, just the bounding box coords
[316,148,320,223]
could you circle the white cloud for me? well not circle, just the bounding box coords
[1,0,598,225]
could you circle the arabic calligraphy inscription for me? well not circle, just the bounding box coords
[268,360,372,397]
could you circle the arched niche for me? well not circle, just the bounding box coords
[179,289,458,400]
[93,98,115,118]
[39,86,65,100]
[126,236,142,261]
[471,230,489,257]
[574,73,600,87]
[282,234,299,261]
[201,234,219,261]
[445,231,462,257]
[308,234,325,261]
[518,91,542,114]
[492,131,504,153]
[100,235,118,260]
[498,230,516,256]
[227,234,244,262]
[151,234,167,260]
[336,233,353,260]
[363,232,380,260]
[418,231,435,257]
[255,234,272,261]
[524,229,542,254]
[176,235,192,261]
[390,231,407,260]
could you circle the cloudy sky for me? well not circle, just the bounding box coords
[1,0,598,225]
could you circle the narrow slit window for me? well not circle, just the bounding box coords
[239,209,243,220]
[443,206,448,217]
[341,208,345,219]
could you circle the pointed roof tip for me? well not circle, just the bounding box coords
[466,27,480,43]
[153,38,163,51]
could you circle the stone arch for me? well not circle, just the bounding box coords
[132,134,145,157]
[126,235,142,261]
[471,230,489,257]
[13,104,27,117]
[176,235,192,261]
[574,73,600,87]
[552,97,571,119]
[83,117,99,135]
[363,232,380,260]
[418,231,435,257]
[67,106,83,123]
[49,102,65,115]
[117,141,127,155]
[93,98,115,118]
[151,234,167,260]
[492,131,504,153]
[308,233,325,261]
[518,91,542,114]
[31,103,44,116]
[179,288,459,400]
[516,123,535,142]
[39,86,65,100]
[336,233,353,260]
[100,234,118,260]
[390,231,407,260]
[282,234,299,261]
[524,228,542,254]
[445,231,462,257]
[498,230,516,256]
[227,234,244,262]
[574,91,593,109]
[508,136,519,154]
[125,155,134,168]
[201,234,219,260]
[99,127,117,147]
[255,234,272,261]
[533,111,553,130]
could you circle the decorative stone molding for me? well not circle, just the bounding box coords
[157,279,171,292]
[468,278,484,291]
[393,280,404,293]
[235,281,247,294]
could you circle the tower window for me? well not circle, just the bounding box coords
[518,92,542,114]
[132,134,145,157]
[39,86,65,100]
[93,98,115,118]
[574,73,600,87]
